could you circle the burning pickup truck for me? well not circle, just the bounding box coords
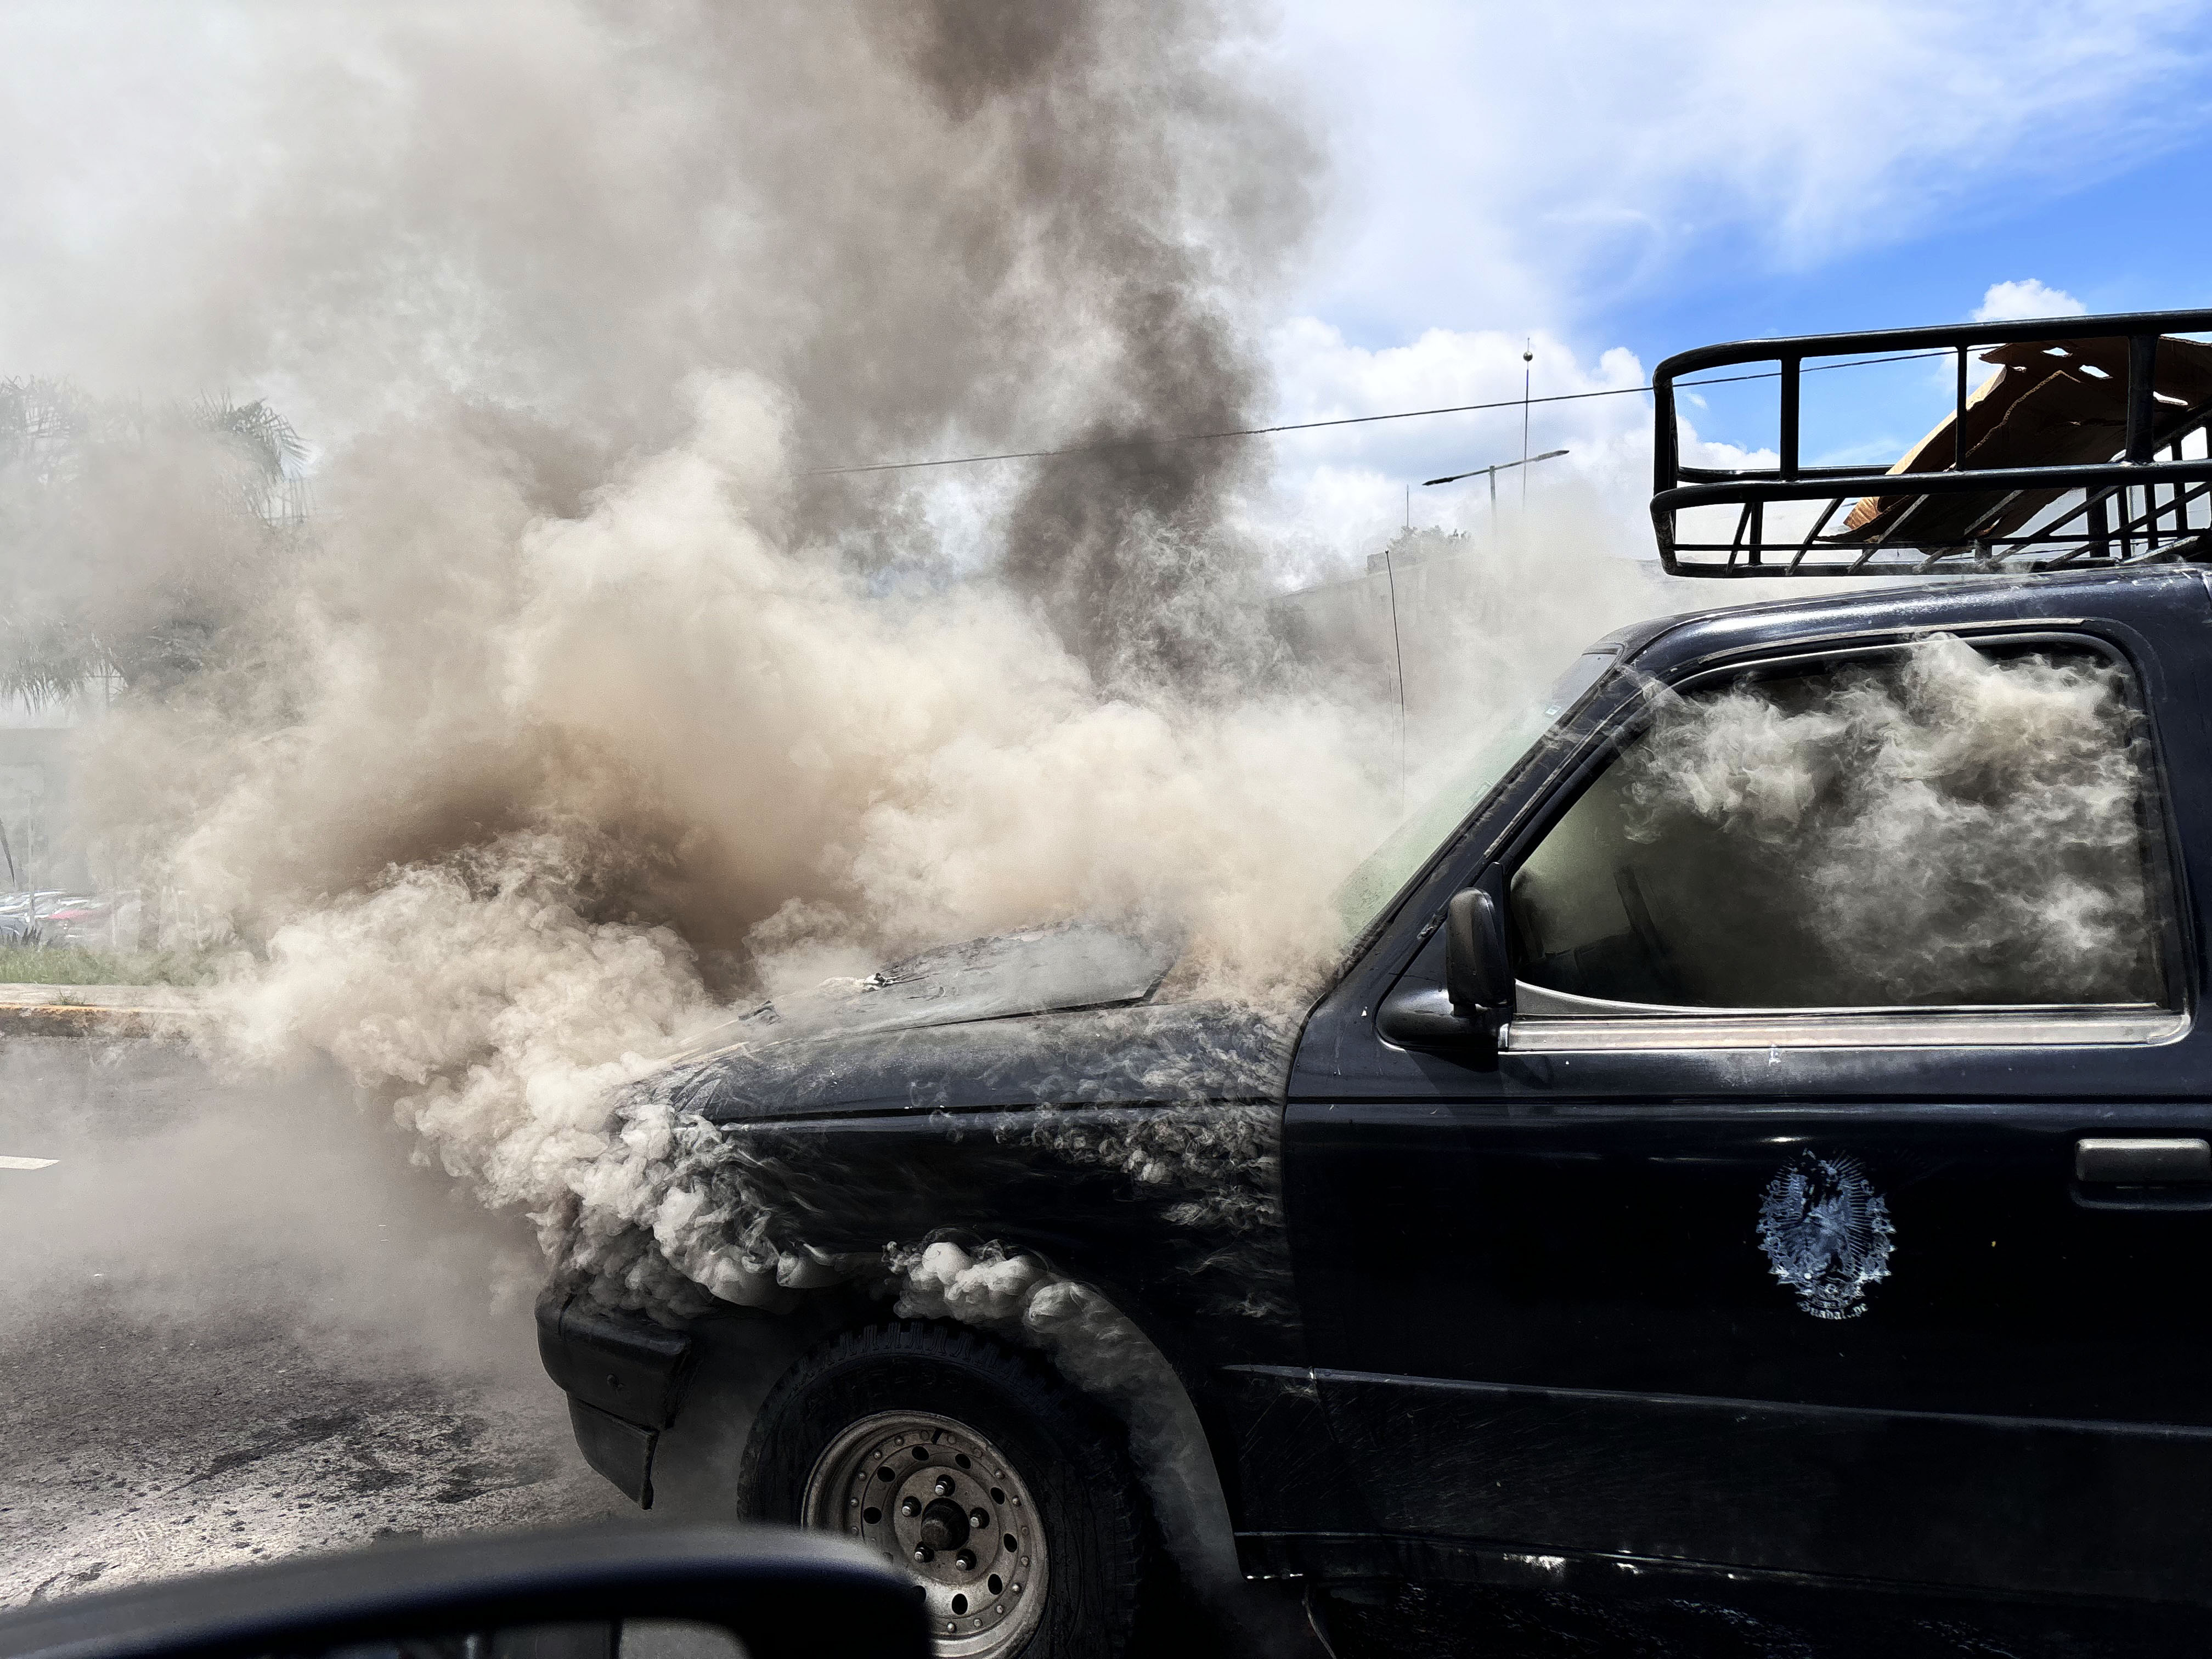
[538,309,2212,1657]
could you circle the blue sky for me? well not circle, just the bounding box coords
[1615,138,2212,360]
[1622,141,2212,466]
[1250,0,2212,564]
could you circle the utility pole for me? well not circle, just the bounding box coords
[1521,338,1534,504]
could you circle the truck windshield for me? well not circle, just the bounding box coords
[1331,647,1618,943]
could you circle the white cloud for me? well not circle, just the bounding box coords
[1245,317,1774,580]
[1972,278,2088,321]
[1245,319,1646,575]
[1272,0,2211,337]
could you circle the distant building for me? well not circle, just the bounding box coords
[1271,527,1506,732]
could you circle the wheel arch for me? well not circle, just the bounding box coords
[709,1254,1246,1589]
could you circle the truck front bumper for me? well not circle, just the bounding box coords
[535,1286,699,1508]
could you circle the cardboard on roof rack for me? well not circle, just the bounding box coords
[1841,334,2212,545]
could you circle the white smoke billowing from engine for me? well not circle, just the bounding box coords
[3,0,1670,1604]
[193,375,1390,1285]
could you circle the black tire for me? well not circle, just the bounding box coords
[738,1319,1152,1659]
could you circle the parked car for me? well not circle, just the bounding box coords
[0,891,113,951]
[538,310,2212,1657]
[33,894,111,950]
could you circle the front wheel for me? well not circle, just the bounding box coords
[737,1320,1150,1659]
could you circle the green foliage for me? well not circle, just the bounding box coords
[0,376,309,704]
[0,942,218,987]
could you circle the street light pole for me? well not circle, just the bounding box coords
[1423,447,1570,515]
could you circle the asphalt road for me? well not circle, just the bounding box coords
[0,1033,626,1607]
[0,1030,1322,1658]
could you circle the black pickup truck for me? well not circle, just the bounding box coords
[538,311,2212,1657]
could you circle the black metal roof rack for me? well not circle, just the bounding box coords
[1651,308,2212,577]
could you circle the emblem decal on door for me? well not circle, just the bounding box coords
[1757,1152,1894,1319]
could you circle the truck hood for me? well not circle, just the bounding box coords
[645,922,1301,1121]
[658,1000,1301,1122]
[666,921,1182,1062]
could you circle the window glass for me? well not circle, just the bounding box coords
[1332,648,1618,941]
[1510,634,2164,1009]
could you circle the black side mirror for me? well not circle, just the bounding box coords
[1444,888,1511,1015]
[0,1524,930,1659]
[1377,884,1514,1059]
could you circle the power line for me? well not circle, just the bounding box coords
[801,348,1956,478]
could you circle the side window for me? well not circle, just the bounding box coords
[1510,634,2167,1011]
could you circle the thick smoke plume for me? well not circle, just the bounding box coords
[13,0,1380,1503]
[191,380,1390,1287]
[4,2,1657,1603]
[11,2,1316,690]
[30,7,1371,1108]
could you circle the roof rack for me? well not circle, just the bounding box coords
[1651,308,2212,577]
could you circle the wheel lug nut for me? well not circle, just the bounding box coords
[955,1549,976,1570]
[913,1545,933,1564]
[900,1497,921,1517]
[933,1475,954,1496]
[969,1508,989,1529]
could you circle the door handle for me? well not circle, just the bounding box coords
[2074,1137,2212,1182]
[2073,1137,2212,1210]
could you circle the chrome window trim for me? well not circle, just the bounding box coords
[1506,997,2186,1053]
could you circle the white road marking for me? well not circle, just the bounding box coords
[0,1154,57,1169]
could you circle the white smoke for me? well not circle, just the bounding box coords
[188,377,1391,1300]
[3,1,1684,1604]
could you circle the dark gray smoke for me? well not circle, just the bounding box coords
[817,1,1319,689]
[4,0,1353,979]
[14,0,1388,1302]
[10,3,1314,692]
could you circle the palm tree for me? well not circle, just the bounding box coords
[0,377,308,706]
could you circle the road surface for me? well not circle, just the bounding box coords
[0,1032,625,1606]
[0,1026,1324,1657]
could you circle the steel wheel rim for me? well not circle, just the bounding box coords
[803,1408,1049,1658]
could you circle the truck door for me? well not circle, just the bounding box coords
[1286,614,2212,1606]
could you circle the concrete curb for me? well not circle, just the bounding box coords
[0,984,204,1037]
